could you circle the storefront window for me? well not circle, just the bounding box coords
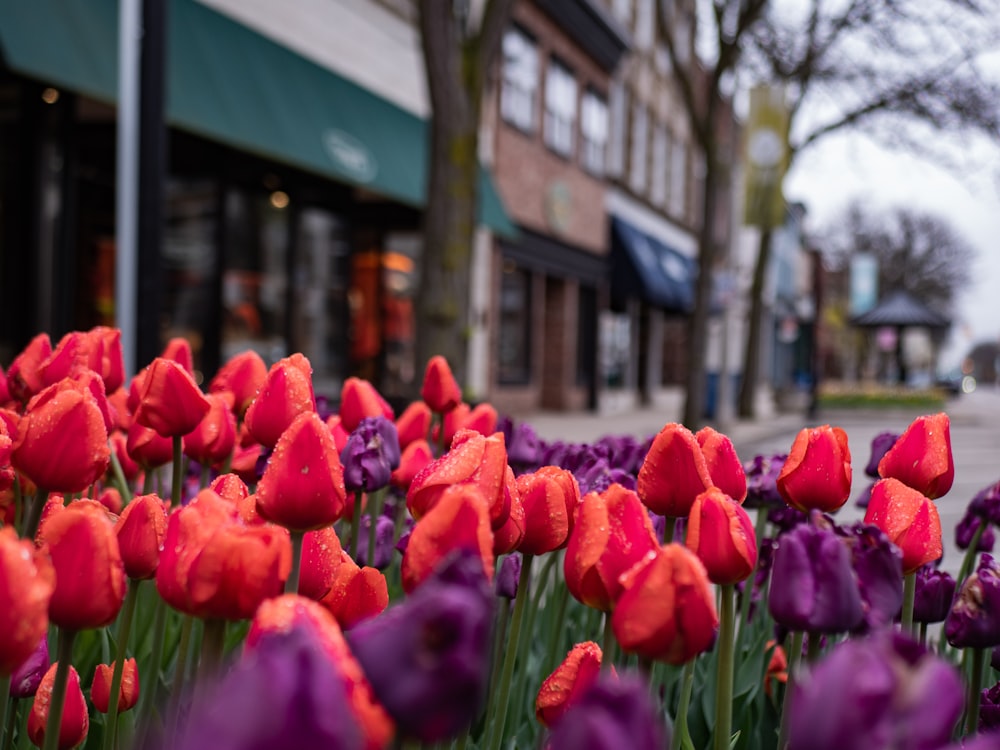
[600,310,631,388]
[498,262,531,384]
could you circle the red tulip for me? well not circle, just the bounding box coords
[319,553,389,630]
[462,403,498,436]
[256,412,347,532]
[776,425,853,513]
[107,388,132,432]
[877,412,954,499]
[110,432,140,482]
[518,466,580,556]
[864,478,943,574]
[39,499,126,631]
[96,487,123,515]
[90,658,139,713]
[156,489,290,620]
[133,357,211,438]
[0,527,55,676]
[493,466,525,555]
[564,484,660,612]
[12,378,110,493]
[209,473,251,506]
[407,429,510,530]
[248,595,394,750]
[39,332,92,388]
[209,349,268,419]
[612,544,718,665]
[27,662,89,749]
[637,423,713,518]
[7,332,52,404]
[391,439,434,490]
[401,484,494,593]
[340,377,393,433]
[439,403,470,446]
[685,488,758,585]
[395,401,432,448]
[125,421,173,470]
[535,641,605,727]
[300,525,344,601]
[326,414,350,453]
[183,391,237,466]
[696,426,748,503]
[160,336,194,374]
[85,326,125,394]
[244,353,317,449]
[420,356,462,414]
[116,493,168,580]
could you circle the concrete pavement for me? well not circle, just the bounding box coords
[519,387,1000,578]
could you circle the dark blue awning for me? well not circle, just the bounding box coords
[611,217,696,314]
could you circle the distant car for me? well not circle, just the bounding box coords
[935,370,972,396]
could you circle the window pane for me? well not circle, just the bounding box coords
[629,103,648,193]
[581,90,608,175]
[544,59,576,156]
[498,264,531,383]
[501,28,538,131]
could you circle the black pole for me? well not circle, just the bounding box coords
[135,0,168,370]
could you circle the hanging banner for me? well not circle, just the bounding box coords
[849,252,879,316]
[743,85,790,228]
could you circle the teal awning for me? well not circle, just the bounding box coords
[0,0,516,237]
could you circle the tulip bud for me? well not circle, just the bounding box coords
[945,554,1000,649]
[27,663,89,750]
[10,636,49,698]
[913,565,956,625]
[244,353,317,449]
[0,527,55,676]
[183,391,238,467]
[744,453,787,509]
[685,487,757,585]
[395,401,432,448]
[535,641,604,727]
[776,425,852,514]
[133,357,211,438]
[495,552,522,599]
[209,349,268,419]
[339,377,393,433]
[517,466,580,556]
[864,478,943,574]
[696,426,747,503]
[391,439,434,490]
[7,333,52,404]
[462,403,498,436]
[117,493,168,580]
[864,431,899,478]
[836,522,903,632]
[341,416,401,494]
[636,423,713,518]
[90,658,140,713]
[877,412,954,499]
[420,355,463,414]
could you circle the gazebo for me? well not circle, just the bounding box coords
[850,289,951,384]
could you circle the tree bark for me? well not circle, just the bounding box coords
[738,228,772,418]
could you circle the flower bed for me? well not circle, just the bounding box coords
[1,328,999,750]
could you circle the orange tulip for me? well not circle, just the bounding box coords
[535,641,605,727]
[407,429,510,530]
[209,349,268,419]
[462,403,498,437]
[696,426,748,503]
[439,403,470,446]
[39,499,126,631]
[493,466,525,555]
[776,425,853,513]
[12,378,110,494]
[612,544,718,665]
[256,412,348,532]
[421,355,462,414]
[116,493,168,580]
[340,377,394,433]
[564,484,659,612]
[401,484,494,593]
[395,401,432,448]
[300,525,343,600]
[518,466,580,556]
[685,487,758,585]
[7,332,52,404]
[156,489,289,620]
[27,662,89,750]
[391,439,434,490]
[244,353,317,449]
[133,357,211,438]
[90,658,139,713]
[877,412,954,499]
[248,595,394,750]
[0,527,55,676]
[320,553,390,630]
[864,477,943,573]
[183,391,237,466]
[637,423,713,518]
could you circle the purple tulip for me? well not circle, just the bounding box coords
[956,512,996,552]
[865,431,900,478]
[341,416,401,493]
[767,505,808,534]
[913,565,957,624]
[577,457,636,495]
[356,514,396,569]
[788,631,962,750]
[177,622,363,750]
[346,549,495,743]
[505,420,542,474]
[981,682,1000,730]
[969,480,1000,526]
[744,453,788,509]
[855,481,874,509]
[496,552,522,599]
[768,519,864,633]
[945,554,1000,649]
[546,672,668,750]
[9,636,49,698]
[837,522,904,631]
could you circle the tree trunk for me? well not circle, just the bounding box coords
[738,228,772,418]
[681,162,720,428]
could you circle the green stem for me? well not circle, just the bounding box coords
[21,489,48,540]
[541,581,571,680]
[601,611,616,672]
[806,631,822,663]
[740,510,769,630]
[136,594,169,747]
[484,597,512,725]
[486,553,533,750]
[714,584,736,750]
[967,647,986,734]
[171,436,183,507]
[349,491,364,561]
[286,531,305,594]
[104,580,141,750]
[11,477,22,534]
[957,523,986,585]
[776,631,805,750]
[41,628,77,750]
[1,696,16,750]
[198,618,227,684]
[108,449,131,502]
[167,615,195,738]
[142,470,155,496]
[0,676,9,750]
[919,621,928,647]
[671,658,697,750]
[367,490,385,568]
[663,516,675,544]
[901,571,916,634]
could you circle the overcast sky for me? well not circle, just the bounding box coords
[784,130,1000,370]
